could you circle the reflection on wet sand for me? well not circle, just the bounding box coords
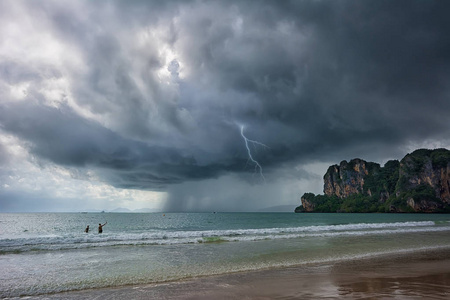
[330,250,450,299]
[26,248,450,299]
[335,270,450,299]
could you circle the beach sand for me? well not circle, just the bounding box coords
[21,248,450,299]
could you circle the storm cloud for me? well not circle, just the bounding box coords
[1,0,449,212]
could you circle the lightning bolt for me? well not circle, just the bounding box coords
[239,125,269,181]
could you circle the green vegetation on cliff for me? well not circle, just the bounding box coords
[295,148,450,213]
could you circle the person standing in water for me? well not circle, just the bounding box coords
[84,225,89,233]
[98,222,107,233]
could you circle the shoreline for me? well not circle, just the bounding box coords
[19,247,450,299]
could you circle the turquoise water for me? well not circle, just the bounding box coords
[1,212,450,297]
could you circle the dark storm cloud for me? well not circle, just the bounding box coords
[1,0,450,211]
[0,101,246,189]
[170,0,450,165]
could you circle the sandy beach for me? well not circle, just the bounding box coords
[19,248,450,300]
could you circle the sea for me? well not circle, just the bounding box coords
[1,212,450,298]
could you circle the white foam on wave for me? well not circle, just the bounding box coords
[1,220,448,253]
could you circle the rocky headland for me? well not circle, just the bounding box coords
[295,148,450,213]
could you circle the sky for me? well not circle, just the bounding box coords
[1,0,450,212]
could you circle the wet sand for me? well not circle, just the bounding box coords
[21,248,450,299]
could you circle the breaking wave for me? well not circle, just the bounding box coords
[1,221,448,254]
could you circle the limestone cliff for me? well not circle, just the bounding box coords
[393,149,450,212]
[323,159,379,198]
[295,148,450,213]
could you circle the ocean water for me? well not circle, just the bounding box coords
[1,212,450,298]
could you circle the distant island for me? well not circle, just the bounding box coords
[295,148,450,213]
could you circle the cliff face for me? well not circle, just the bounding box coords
[394,149,450,212]
[296,148,450,213]
[300,199,314,212]
[323,159,377,198]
